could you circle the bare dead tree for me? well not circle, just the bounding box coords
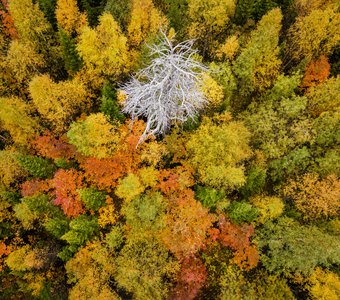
[121,31,207,143]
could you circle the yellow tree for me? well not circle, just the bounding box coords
[187,0,236,56]
[9,0,64,78]
[29,75,89,133]
[187,113,252,190]
[0,96,40,146]
[9,0,51,47]
[127,0,168,48]
[233,8,282,96]
[65,242,118,299]
[284,173,340,219]
[200,73,225,109]
[115,237,177,300]
[307,268,340,300]
[0,150,27,189]
[5,40,45,87]
[115,173,145,203]
[250,195,284,224]
[67,113,122,159]
[6,245,50,297]
[307,76,340,117]
[288,6,340,62]
[216,35,239,61]
[56,0,87,35]
[294,0,331,16]
[76,12,131,87]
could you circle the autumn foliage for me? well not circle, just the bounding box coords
[33,132,76,161]
[284,173,340,219]
[302,55,330,88]
[218,216,259,270]
[171,256,207,300]
[0,0,18,39]
[0,1,339,299]
[52,169,85,218]
[161,189,215,259]
[21,179,51,197]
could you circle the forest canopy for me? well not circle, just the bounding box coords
[0,0,339,299]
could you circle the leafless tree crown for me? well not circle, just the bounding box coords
[121,32,207,143]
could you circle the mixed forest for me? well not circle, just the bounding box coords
[0,0,339,299]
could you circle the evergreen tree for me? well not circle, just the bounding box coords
[37,0,57,29]
[99,83,125,123]
[58,29,82,75]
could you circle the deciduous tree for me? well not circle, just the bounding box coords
[218,217,259,270]
[33,132,76,161]
[51,169,85,218]
[256,217,340,275]
[161,189,214,259]
[284,173,340,219]
[0,150,27,188]
[250,195,284,224]
[65,241,118,299]
[77,13,131,81]
[288,6,340,61]
[0,0,18,39]
[307,267,340,300]
[187,0,236,56]
[115,237,177,300]
[301,55,330,88]
[171,256,207,300]
[115,173,145,202]
[9,0,63,77]
[233,8,282,96]
[0,96,40,146]
[17,155,56,179]
[307,76,340,117]
[67,113,121,158]
[187,113,252,190]
[29,75,89,133]
[56,0,87,35]
[5,40,45,85]
[127,0,168,47]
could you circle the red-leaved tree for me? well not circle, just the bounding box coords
[171,255,207,300]
[52,169,85,217]
[33,132,76,161]
[218,216,259,270]
[301,55,330,88]
[21,179,51,197]
[0,0,18,39]
[161,189,215,259]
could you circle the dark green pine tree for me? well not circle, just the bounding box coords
[100,82,126,123]
[104,0,132,32]
[78,0,106,26]
[235,0,286,25]
[234,0,256,25]
[59,29,83,76]
[252,0,278,21]
[17,155,56,179]
[37,0,57,30]
[163,0,189,37]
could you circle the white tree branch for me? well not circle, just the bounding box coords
[121,32,207,144]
